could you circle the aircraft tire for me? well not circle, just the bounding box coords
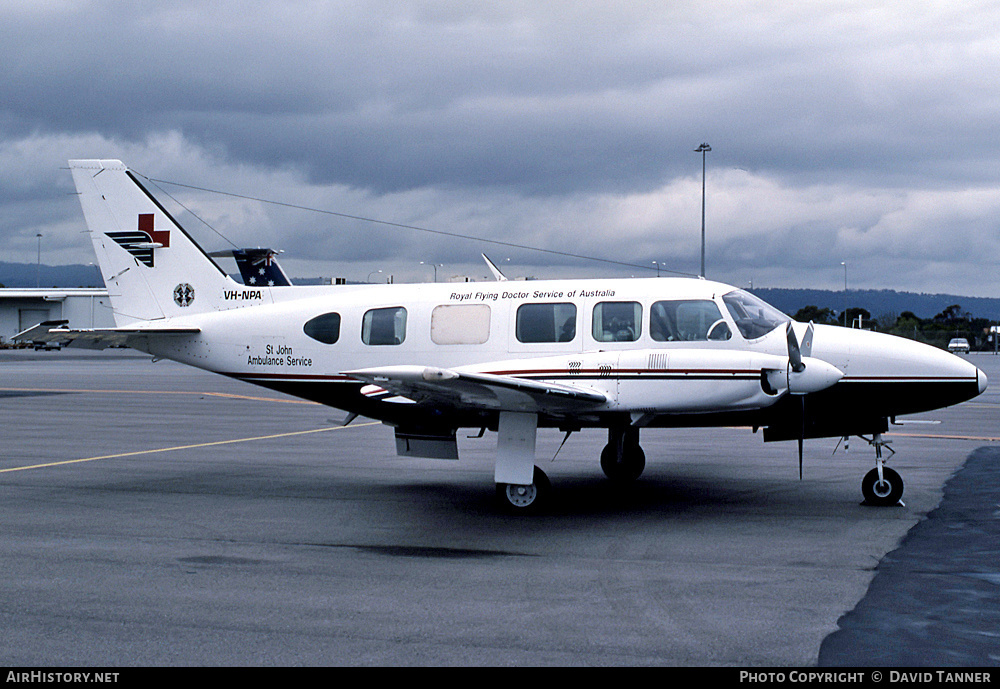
[861,467,904,506]
[600,442,645,482]
[496,466,550,514]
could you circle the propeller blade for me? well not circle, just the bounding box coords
[798,396,805,480]
[786,323,805,373]
[789,323,816,478]
[800,321,815,359]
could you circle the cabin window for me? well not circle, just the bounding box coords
[362,306,407,345]
[516,303,577,343]
[592,301,641,342]
[431,304,491,345]
[650,300,732,342]
[722,290,788,340]
[303,312,341,344]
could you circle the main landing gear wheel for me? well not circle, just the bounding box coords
[496,466,550,513]
[600,428,645,482]
[861,466,904,506]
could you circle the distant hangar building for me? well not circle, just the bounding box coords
[0,288,114,345]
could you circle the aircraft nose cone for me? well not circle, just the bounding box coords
[979,367,988,395]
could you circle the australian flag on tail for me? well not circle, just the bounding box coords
[232,248,292,286]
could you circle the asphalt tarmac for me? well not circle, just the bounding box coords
[1,348,997,667]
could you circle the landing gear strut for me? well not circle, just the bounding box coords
[860,433,904,506]
[600,427,645,482]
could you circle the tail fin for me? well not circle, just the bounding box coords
[69,160,241,325]
[232,248,293,286]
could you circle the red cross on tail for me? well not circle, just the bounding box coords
[138,213,170,247]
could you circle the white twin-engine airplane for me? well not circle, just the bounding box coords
[20,160,988,512]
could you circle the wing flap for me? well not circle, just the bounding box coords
[344,365,607,414]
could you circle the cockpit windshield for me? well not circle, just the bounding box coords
[722,290,789,340]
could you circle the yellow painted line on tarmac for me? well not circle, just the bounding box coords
[0,387,318,404]
[0,421,378,474]
[201,391,319,404]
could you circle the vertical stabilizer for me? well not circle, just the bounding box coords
[69,160,243,325]
[232,248,292,286]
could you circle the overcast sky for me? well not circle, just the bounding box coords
[3,1,1000,295]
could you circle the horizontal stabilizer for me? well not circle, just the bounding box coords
[14,321,199,350]
[12,320,70,342]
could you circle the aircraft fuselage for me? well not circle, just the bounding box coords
[132,276,984,441]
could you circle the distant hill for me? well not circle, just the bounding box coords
[754,288,1000,322]
[0,261,103,288]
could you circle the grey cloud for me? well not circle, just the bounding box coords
[3,1,1000,296]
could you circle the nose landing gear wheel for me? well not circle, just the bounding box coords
[861,466,904,506]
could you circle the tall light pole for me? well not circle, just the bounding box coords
[36,233,43,288]
[695,143,711,277]
[841,261,848,327]
[420,261,442,282]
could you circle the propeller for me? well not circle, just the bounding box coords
[786,321,814,373]
[764,322,841,479]
[786,321,816,479]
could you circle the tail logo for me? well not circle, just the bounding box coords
[106,214,171,268]
[138,213,171,248]
[173,283,195,307]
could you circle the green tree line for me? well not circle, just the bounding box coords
[792,304,995,351]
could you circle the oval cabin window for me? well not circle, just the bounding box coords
[303,312,341,344]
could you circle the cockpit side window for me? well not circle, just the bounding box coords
[722,290,789,340]
[650,300,731,341]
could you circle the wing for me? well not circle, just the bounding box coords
[343,365,608,415]
[14,320,200,350]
